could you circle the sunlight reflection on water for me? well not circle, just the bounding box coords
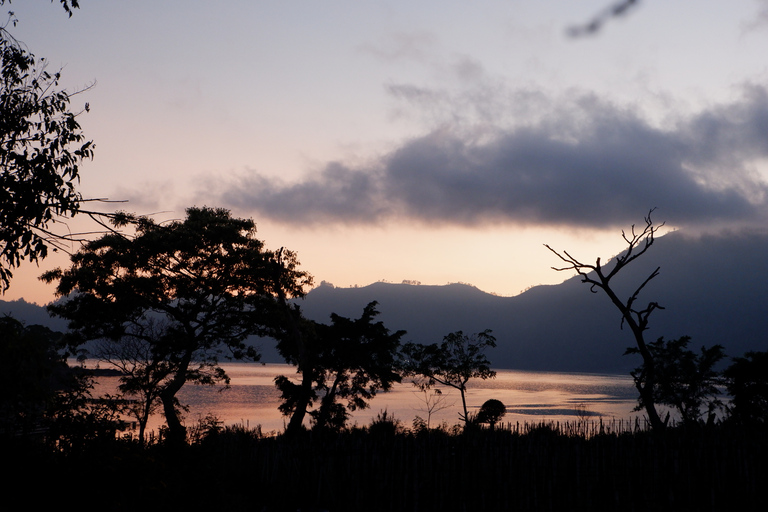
[88,362,644,435]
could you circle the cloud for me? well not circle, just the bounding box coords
[207,85,768,230]
[357,31,438,64]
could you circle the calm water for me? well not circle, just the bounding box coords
[88,362,643,435]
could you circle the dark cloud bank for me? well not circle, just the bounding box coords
[216,85,768,230]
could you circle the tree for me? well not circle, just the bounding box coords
[401,330,497,424]
[274,301,405,432]
[413,387,455,429]
[545,210,668,430]
[0,315,67,435]
[42,207,312,445]
[0,315,122,449]
[92,320,173,445]
[723,350,768,426]
[476,398,506,429]
[263,248,318,435]
[0,2,96,293]
[627,336,725,426]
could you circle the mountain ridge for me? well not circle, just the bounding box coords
[3,228,767,373]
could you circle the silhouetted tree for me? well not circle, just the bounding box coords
[0,315,122,448]
[92,321,173,445]
[274,301,405,432]
[0,2,99,292]
[627,336,725,426]
[545,210,667,430]
[476,398,506,429]
[43,207,312,445]
[413,387,454,429]
[0,316,66,435]
[723,350,768,426]
[401,330,497,424]
[265,247,318,435]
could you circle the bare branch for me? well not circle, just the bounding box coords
[567,0,641,37]
[545,209,667,430]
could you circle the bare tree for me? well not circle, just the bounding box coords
[545,210,667,430]
[412,386,455,429]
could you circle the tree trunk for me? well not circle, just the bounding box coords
[275,278,314,436]
[159,350,193,446]
[602,280,666,431]
[459,387,469,423]
[314,375,341,430]
[634,335,665,431]
[286,369,313,434]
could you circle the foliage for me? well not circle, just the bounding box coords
[401,329,497,423]
[93,330,172,444]
[0,5,93,292]
[186,413,224,444]
[412,387,454,428]
[274,301,405,432]
[627,336,726,425]
[476,398,507,428]
[368,409,405,436]
[43,206,312,445]
[723,350,768,426]
[0,2,84,17]
[43,364,124,453]
[0,315,67,434]
[545,210,668,430]
[0,315,122,449]
[10,421,768,512]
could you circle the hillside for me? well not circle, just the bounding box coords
[296,228,768,373]
[3,228,767,373]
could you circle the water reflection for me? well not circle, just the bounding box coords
[89,362,643,434]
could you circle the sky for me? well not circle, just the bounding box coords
[5,0,768,305]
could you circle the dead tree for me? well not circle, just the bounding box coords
[545,210,666,431]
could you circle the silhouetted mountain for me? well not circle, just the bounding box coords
[0,297,68,331]
[296,229,768,373]
[3,229,767,373]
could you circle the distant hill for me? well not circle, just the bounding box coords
[3,228,767,373]
[296,228,768,373]
[0,297,68,331]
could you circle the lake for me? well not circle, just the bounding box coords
[88,362,647,435]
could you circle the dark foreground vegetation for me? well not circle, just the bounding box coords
[4,419,767,512]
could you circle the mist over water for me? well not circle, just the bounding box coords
[90,362,643,435]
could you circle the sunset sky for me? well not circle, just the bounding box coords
[6,0,768,305]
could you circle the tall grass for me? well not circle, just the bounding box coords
[7,419,766,511]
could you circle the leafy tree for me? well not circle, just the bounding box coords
[260,248,319,435]
[274,301,405,432]
[0,315,122,449]
[545,210,668,430]
[723,350,768,426]
[42,207,312,445]
[0,2,95,292]
[627,336,725,426]
[0,315,67,435]
[476,398,506,429]
[401,330,497,424]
